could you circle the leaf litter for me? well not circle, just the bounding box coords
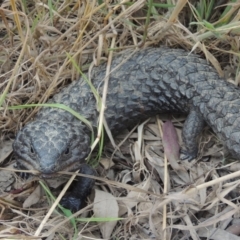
[0,0,240,239]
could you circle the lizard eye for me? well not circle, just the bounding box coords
[64,147,70,155]
[30,145,35,154]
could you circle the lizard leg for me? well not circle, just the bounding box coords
[180,109,205,161]
[60,163,95,212]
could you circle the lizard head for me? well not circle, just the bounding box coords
[13,119,91,178]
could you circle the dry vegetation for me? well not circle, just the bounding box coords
[1,0,240,239]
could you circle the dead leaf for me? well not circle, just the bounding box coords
[227,223,240,236]
[198,227,240,239]
[46,176,67,189]
[145,146,170,188]
[162,120,190,183]
[162,120,180,167]
[93,189,119,239]
[119,177,150,216]
[100,157,115,170]
[0,139,13,164]
[0,169,15,192]
[23,185,43,208]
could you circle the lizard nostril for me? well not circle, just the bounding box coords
[41,164,56,175]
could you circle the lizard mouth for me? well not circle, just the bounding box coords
[16,158,85,179]
[41,163,83,179]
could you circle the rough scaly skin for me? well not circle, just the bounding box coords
[12,48,240,209]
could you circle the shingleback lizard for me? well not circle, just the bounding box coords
[12,48,240,211]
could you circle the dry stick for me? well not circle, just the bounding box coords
[163,154,168,240]
[36,2,82,23]
[6,166,240,201]
[156,117,168,240]
[36,165,240,237]
[0,11,29,107]
[141,0,153,46]
[90,47,138,151]
[157,169,240,211]
[10,0,24,42]
[2,167,162,197]
[151,0,188,42]
[110,125,139,161]
[41,203,95,238]
[176,22,224,76]
[97,15,118,147]
[4,167,240,236]
[104,0,130,26]
[167,0,188,23]
[170,207,238,231]
[91,9,143,150]
[90,39,117,151]
[34,170,79,236]
[52,1,106,46]
[71,1,99,56]
[96,34,104,66]
[69,0,145,62]
[120,3,138,46]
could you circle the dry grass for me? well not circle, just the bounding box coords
[1,0,240,239]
